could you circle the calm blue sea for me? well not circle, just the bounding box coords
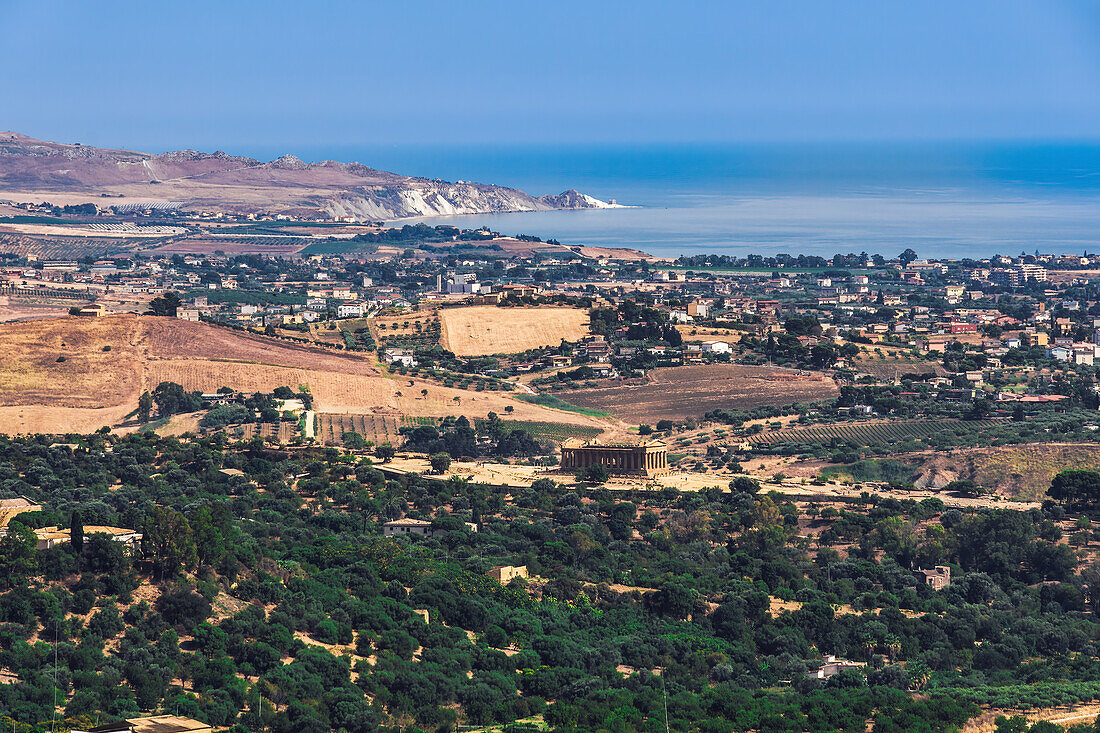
[238,142,1100,260]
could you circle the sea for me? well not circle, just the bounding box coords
[238,142,1100,260]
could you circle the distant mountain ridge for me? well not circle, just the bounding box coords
[0,132,618,220]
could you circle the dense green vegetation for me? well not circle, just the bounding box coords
[0,432,1099,731]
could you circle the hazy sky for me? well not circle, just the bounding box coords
[3,0,1099,150]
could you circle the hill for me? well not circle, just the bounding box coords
[0,315,608,434]
[0,132,617,219]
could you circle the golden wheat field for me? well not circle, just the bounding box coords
[438,306,589,356]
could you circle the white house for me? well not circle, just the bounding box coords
[383,518,477,537]
[669,310,693,324]
[336,302,365,319]
[383,348,418,367]
[700,340,731,354]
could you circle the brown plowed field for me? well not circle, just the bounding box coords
[563,364,838,422]
[0,315,608,434]
[439,306,588,356]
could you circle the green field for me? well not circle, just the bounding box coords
[476,419,603,444]
[299,240,380,255]
[515,394,609,417]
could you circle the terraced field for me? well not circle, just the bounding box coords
[315,413,409,446]
[228,422,299,443]
[747,419,1001,447]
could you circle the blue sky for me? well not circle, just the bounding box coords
[2,0,1099,150]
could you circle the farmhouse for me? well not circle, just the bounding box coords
[33,525,142,550]
[487,565,529,584]
[560,439,668,476]
[382,518,433,536]
[0,496,43,532]
[700,340,730,354]
[383,347,418,367]
[73,715,213,733]
[918,566,951,590]
[76,304,107,317]
[383,518,478,537]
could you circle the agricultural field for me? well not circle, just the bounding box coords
[315,413,407,446]
[143,317,378,374]
[439,305,589,356]
[474,419,604,444]
[0,315,145,408]
[372,311,441,350]
[564,364,838,423]
[675,325,744,342]
[225,421,299,443]
[149,236,311,255]
[0,315,608,434]
[0,232,136,258]
[745,419,1000,448]
[0,301,79,323]
[850,355,946,379]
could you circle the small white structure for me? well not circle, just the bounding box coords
[700,340,730,354]
[337,302,365,318]
[383,518,434,537]
[669,310,693,324]
[383,348,418,367]
[383,518,477,537]
[806,655,865,680]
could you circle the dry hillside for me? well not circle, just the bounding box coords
[0,315,608,435]
[909,442,1100,500]
[0,132,610,219]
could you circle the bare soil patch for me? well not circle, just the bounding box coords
[563,364,838,422]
